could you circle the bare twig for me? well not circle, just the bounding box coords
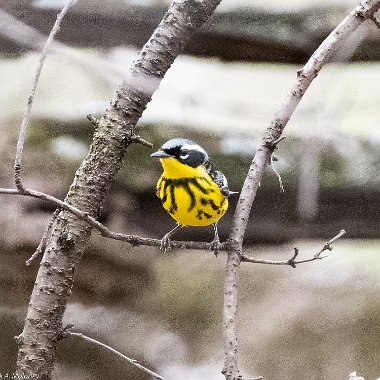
[270,154,285,193]
[97,226,225,251]
[0,9,128,83]
[222,1,380,379]
[370,14,380,27]
[13,0,76,192]
[241,230,346,267]
[269,135,286,149]
[130,134,154,148]
[68,331,167,380]
[0,187,228,252]
[26,209,60,266]
[0,184,345,265]
[86,114,100,127]
[0,187,102,228]
[315,229,346,256]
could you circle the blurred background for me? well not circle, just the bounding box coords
[1,0,380,379]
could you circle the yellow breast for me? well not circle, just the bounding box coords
[156,158,228,226]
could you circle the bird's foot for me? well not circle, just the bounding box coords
[160,234,172,254]
[159,224,182,253]
[210,237,220,257]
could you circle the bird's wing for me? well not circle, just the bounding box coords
[205,161,236,197]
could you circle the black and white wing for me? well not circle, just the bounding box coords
[212,170,231,197]
[205,161,237,197]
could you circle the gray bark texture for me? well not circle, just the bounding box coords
[15,1,222,378]
[222,1,380,379]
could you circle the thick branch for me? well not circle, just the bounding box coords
[222,2,380,379]
[16,2,222,378]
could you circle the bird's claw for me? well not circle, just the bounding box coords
[159,224,182,253]
[160,234,172,254]
[210,238,220,257]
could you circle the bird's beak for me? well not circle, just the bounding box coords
[150,150,171,158]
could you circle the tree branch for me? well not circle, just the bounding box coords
[222,1,380,379]
[0,9,128,84]
[370,13,380,27]
[26,209,60,266]
[241,229,346,267]
[13,0,77,192]
[2,180,343,264]
[67,331,167,380]
[0,187,227,252]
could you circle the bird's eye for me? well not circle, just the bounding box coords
[179,149,189,160]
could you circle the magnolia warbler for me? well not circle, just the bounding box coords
[151,138,236,255]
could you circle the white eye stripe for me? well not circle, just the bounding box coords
[181,144,208,160]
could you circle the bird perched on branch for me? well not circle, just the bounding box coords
[151,138,236,255]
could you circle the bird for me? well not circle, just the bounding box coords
[151,138,236,255]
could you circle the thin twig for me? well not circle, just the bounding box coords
[0,9,128,83]
[26,209,60,266]
[241,230,346,267]
[241,253,326,266]
[270,154,285,193]
[68,331,167,380]
[269,135,286,148]
[315,229,347,256]
[0,187,228,252]
[130,134,154,148]
[13,0,77,191]
[86,114,100,127]
[370,14,380,27]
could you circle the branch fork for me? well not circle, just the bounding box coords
[241,229,346,268]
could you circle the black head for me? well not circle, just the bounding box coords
[151,138,209,168]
